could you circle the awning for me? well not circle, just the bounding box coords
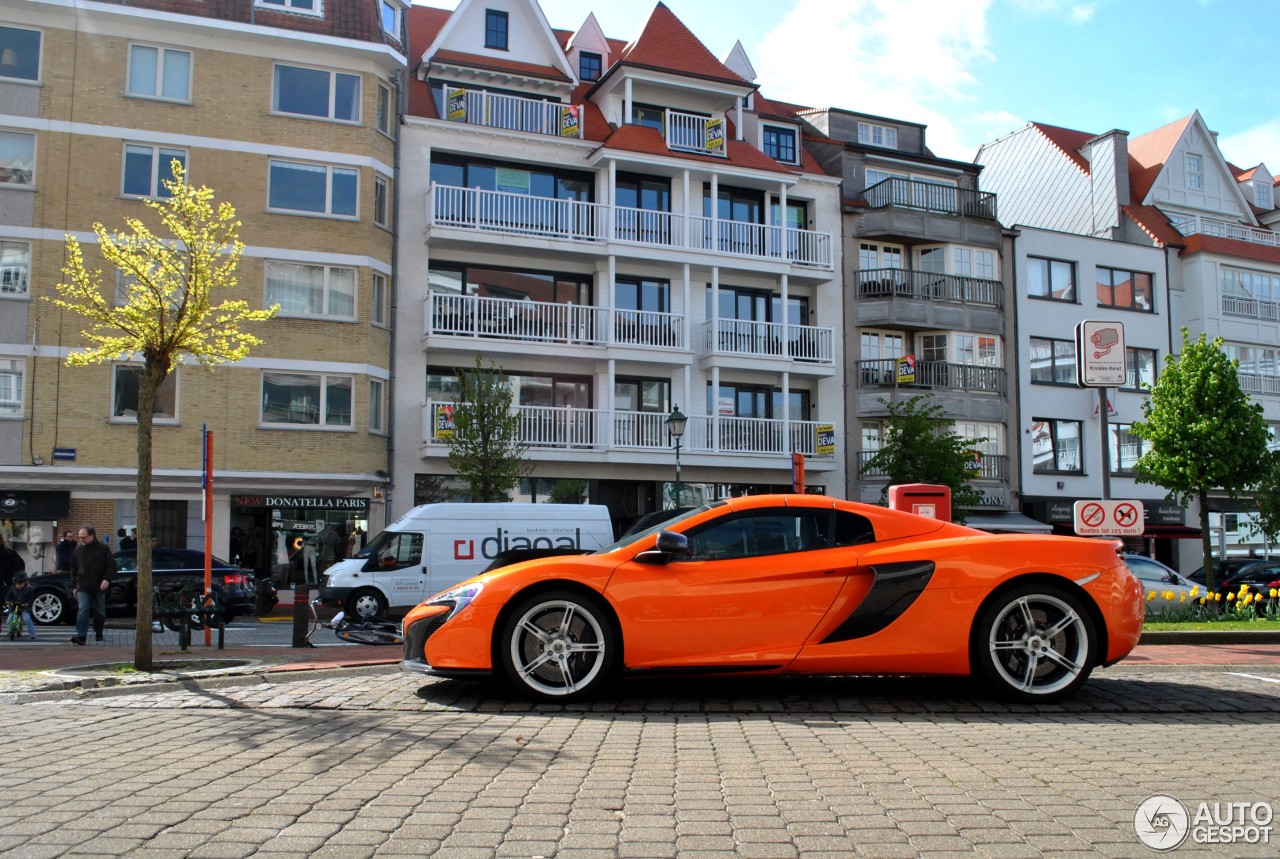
[1143,524,1202,539]
[962,511,1053,534]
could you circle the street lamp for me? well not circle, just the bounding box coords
[666,405,687,507]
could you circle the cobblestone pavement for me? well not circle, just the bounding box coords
[2,663,1279,858]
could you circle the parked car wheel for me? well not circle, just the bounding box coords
[498,590,616,702]
[972,584,1096,703]
[347,588,386,621]
[31,589,72,626]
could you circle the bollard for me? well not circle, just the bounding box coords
[292,583,311,647]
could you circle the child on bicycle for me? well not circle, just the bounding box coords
[5,572,37,639]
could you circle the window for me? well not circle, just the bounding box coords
[762,125,797,164]
[615,173,670,242]
[265,262,356,319]
[1185,153,1202,190]
[0,240,29,296]
[373,176,389,227]
[273,65,360,122]
[127,45,191,101]
[1027,256,1076,301]
[615,278,673,346]
[380,0,400,36]
[918,246,946,273]
[369,379,385,433]
[0,359,22,416]
[1109,424,1150,474]
[1124,347,1157,391]
[953,247,995,280]
[1229,344,1280,382]
[376,83,393,136]
[1030,418,1082,474]
[261,372,352,427]
[256,0,321,14]
[268,160,358,217]
[0,25,41,82]
[0,130,35,186]
[485,10,509,50]
[1259,181,1274,211]
[579,51,601,82]
[1029,337,1076,385]
[858,122,897,149]
[1096,266,1153,312]
[371,272,387,326]
[112,365,177,422]
[122,145,186,198]
[864,167,905,192]
[683,509,873,561]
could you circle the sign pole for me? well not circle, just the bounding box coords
[204,427,213,648]
[1098,386,1111,502]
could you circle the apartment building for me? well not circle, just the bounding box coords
[397,0,844,533]
[799,109,1029,531]
[0,0,406,577]
[978,112,1277,566]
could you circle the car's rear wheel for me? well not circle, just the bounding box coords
[498,590,616,702]
[32,590,71,626]
[347,588,386,621]
[972,584,1096,703]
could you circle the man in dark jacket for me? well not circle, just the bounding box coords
[0,533,24,594]
[70,525,117,645]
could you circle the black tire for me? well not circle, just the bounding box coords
[346,588,387,621]
[972,583,1097,703]
[497,589,617,702]
[31,590,71,626]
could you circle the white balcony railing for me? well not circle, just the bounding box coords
[700,319,834,364]
[1237,373,1280,396]
[424,293,684,350]
[423,400,836,457]
[1171,215,1280,249]
[1222,295,1280,322]
[441,85,584,139]
[666,109,726,157]
[427,183,834,268]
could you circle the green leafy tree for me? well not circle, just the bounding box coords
[1131,329,1270,591]
[1247,451,1280,547]
[446,357,531,502]
[47,162,277,670]
[860,396,985,518]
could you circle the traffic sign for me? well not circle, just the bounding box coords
[1073,499,1145,536]
[1075,320,1126,387]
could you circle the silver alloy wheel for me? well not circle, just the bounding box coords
[31,591,66,625]
[508,598,608,697]
[986,593,1090,696]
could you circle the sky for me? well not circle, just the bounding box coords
[416,0,1280,169]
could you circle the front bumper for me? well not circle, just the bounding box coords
[317,586,353,608]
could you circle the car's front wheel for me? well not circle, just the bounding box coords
[498,590,616,702]
[972,583,1096,703]
[347,588,386,621]
[32,590,71,626]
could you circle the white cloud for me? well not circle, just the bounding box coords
[1218,120,1280,171]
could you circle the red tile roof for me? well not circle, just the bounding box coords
[1128,114,1194,202]
[598,124,796,175]
[1122,205,1184,248]
[1030,123,1093,174]
[614,2,751,87]
[1179,232,1280,266]
[429,49,572,83]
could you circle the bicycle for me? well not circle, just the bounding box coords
[307,600,402,647]
[5,602,22,641]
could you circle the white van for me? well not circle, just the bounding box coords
[317,503,615,619]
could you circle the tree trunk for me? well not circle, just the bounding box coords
[1199,488,1214,594]
[132,359,165,671]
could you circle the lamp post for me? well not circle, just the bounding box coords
[666,405,687,507]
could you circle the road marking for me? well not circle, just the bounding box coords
[1226,672,1280,683]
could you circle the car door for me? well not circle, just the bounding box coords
[606,507,859,669]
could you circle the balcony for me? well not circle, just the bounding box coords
[423,401,837,458]
[1222,294,1280,322]
[700,319,834,364]
[857,359,1006,394]
[857,268,1003,307]
[857,450,1009,481]
[424,293,685,350]
[441,85,584,139]
[426,183,834,269]
[1172,214,1280,249]
[1237,373,1280,396]
[665,109,726,157]
[864,178,997,219]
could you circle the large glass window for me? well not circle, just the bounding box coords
[485,9,509,50]
[579,51,602,82]
[428,263,590,304]
[268,160,358,217]
[762,125,797,163]
[265,262,356,319]
[953,247,995,280]
[1097,266,1153,312]
[1027,256,1076,301]
[273,65,360,122]
[1030,418,1082,474]
[1110,424,1151,474]
[1030,337,1076,385]
[615,173,670,243]
[0,240,30,296]
[261,372,353,427]
[0,359,22,416]
[615,278,672,346]
[1221,267,1280,304]
[0,26,41,82]
[127,45,191,101]
[0,131,35,186]
[1124,347,1157,391]
[430,155,592,203]
[122,145,186,198]
[112,366,177,422]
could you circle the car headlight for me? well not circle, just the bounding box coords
[427,582,484,620]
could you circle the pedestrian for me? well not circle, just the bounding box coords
[69,526,116,646]
[55,530,77,572]
[5,571,37,639]
[0,533,25,594]
[119,527,136,551]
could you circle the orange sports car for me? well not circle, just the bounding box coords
[400,494,1143,703]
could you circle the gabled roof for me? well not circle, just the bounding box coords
[1122,205,1184,248]
[419,0,577,83]
[1128,114,1195,202]
[612,2,752,88]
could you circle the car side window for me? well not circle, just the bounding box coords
[1126,558,1167,583]
[684,510,860,561]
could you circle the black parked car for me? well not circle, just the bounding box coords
[28,548,276,626]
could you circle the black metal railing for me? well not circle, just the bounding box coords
[857,450,1008,480]
[857,268,1003,307]
[863,178,997,219]
[857,359,1005,393]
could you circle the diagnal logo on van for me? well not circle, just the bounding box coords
[454,527,585,560]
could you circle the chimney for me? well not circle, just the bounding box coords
[1082,129,1130,235]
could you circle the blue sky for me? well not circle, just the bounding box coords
[420,0,1280,170]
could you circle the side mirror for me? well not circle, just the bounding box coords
[634,530,691,565]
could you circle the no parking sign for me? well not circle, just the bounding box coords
[1073,499,1144,536]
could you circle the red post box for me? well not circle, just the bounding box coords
[887,483,951,522]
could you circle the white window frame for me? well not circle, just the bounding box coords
[260,371,354,429]
[0,130,36,187]
[380,1,401,37]
[369,378,386,433]
[376,82,394,137]
[122,144,187,198]
[265,261,357,320]
[0,239,30,298]
[371,271,388,326]
[111,365,179,424]
[373,175,389,228]
[858,122,898,149]
[255,0,323,16]
[1258,181,1274,210]
[126,44,192,102]
[272,64,361,123]
[0,25,42,84]
[1185,153,1203,190]
[0,359,23,417]
[267,159,359,218]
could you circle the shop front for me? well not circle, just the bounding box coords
[230,495,370,587]
[0,490,72,576]
[1022,496,1198,568]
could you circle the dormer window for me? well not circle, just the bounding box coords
[1185,153,1202,190]
[762,125,797,164]
[858,122,897,149]
[380,1,400,37]
[256,0,321,15]
[485,10,508,50]
[579,51,601,82]
[1258,181,1274,210]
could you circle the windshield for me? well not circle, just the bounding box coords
[601,504,712,552]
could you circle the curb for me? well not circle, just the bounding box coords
[1139,630,1280,645]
